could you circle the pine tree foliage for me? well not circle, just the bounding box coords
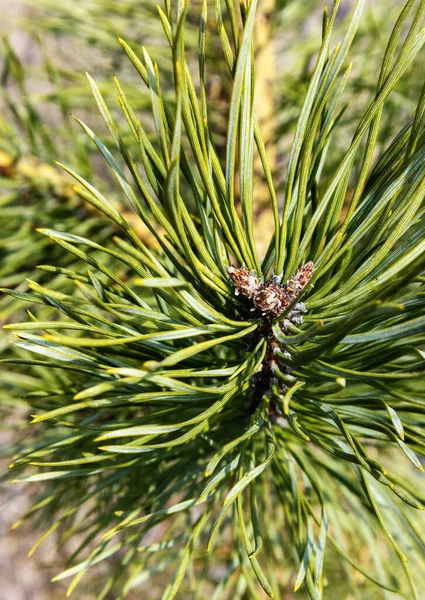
[2,0,425,598]
[0,0,219,328]
[0,37,121,324]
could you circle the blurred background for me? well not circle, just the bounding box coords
[0,0,421,598]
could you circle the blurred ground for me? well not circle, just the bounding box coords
[0,3,60,592]
[1,406,63,600]
[0,477,60,599]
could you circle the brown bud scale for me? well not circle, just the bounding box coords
[228,266,262,299]
[229,261,314,318]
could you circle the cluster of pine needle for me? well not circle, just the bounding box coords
[1,1,425,599]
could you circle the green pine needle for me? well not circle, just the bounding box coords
[2,1,425,599]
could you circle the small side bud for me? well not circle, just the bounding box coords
[285,262,314,296]
[228,266,262,300]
